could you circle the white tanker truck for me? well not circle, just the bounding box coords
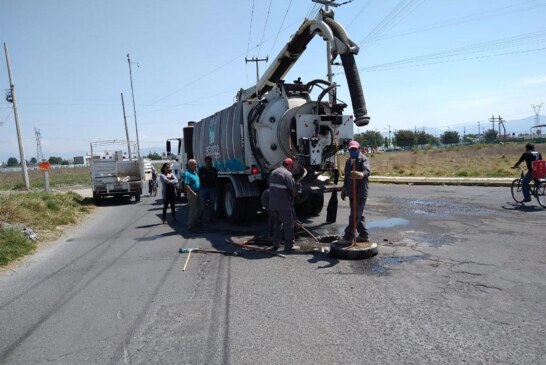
[167,9,370,224]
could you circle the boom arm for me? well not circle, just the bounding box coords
[241,10,370,127]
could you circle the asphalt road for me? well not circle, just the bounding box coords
[0,184,545,364]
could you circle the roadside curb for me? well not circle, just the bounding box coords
[369,176,513,187]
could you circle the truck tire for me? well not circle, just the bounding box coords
[309,192,324,216]
[223,182,245,224]
[245,197,260,221]
[93,193,102,206]
[135,194,141,202]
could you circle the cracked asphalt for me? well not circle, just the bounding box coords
[0,184,544,364]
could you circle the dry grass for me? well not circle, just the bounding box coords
[0,167,91,190]
[342,142,544,178]
[0,191,93,230]
[0,191,94,266]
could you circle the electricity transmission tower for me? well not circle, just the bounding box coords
[531,103,543,127]
[35,128,44,162]
[531,103,543,136]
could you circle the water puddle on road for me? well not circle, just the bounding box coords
[335,217,409,235]
[368,217,409,229]
[352,254,428,276]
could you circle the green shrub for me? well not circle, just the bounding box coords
[0,228,36,266]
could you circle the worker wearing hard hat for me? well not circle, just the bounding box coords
[268,157,297,253]
[340,140,371,244]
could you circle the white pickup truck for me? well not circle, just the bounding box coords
[90,141,143,204]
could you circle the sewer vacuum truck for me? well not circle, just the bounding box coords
[167,9,370,223]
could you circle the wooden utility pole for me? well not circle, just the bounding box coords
[4,42,30,189]
[245,57,268,84]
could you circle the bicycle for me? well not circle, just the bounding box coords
[510,167,546,208]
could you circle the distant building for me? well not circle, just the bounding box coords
[73,156,86,165]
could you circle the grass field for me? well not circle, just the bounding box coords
[342,142,545,178]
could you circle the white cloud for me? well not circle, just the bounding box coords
[519,76,546,86]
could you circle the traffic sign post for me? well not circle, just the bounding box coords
[39,161,51,192]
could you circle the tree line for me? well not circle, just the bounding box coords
[4,152,164,166]
[353,128,499,150]
[3,156,70,166]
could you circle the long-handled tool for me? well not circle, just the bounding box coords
[295,221,319,243]
[182,249,193,271]
[326,169,339,223]
[351,158,357,248]
[179,247,233,255]
[180,247,235,272]
[226,238,287,258]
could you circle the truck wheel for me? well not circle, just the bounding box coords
[309,192,324,216]
[223,182,245,224]
[245,197,260,221]
[93,194,101,206]
[135,194,141,202]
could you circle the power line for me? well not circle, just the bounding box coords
[257,0,273,58]
[345,0,375,29]
[360,46,546,73]
[1,110,12,126]
[141,18,304,112]
[246,0,256,58]
[354,30,546,72]
[268,0,293,58]
[306,2,322,19]
[358,0,425,50]
[374,0,546,42]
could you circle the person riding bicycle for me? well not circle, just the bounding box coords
[512,143,543,202]
[148,167,158,195]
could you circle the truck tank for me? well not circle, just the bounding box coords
[192,102,246,173]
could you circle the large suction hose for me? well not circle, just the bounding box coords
[324,17,370,127]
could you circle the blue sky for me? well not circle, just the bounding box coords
[1,0,545,162]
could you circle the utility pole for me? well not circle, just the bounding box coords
[497,115,503,137]
[4,42,30,189]
[386,124,392,148]
[477,121,481,142]
[120,93,132,160]
[245,57,268,84]
[313,0,343,104]
[127,53,140,161]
